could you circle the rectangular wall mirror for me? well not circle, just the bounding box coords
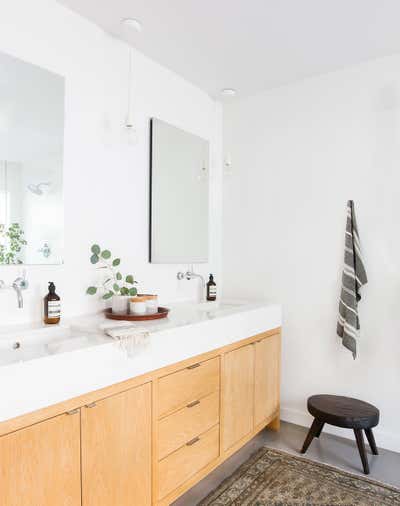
[0,51,64,265]
[149,118,209,264]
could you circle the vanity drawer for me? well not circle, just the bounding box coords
[157,357,220,418]
[158,424,220,501]
[158,390,220,460]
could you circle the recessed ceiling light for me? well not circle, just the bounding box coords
[121,18,143,32]
[221,88,237,96]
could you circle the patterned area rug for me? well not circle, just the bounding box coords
[198,447,400,505]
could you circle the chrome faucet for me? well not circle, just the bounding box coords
[13,275,29,308]
[177,270,205,287]
[177,267,205,301]
[0,271,29,308]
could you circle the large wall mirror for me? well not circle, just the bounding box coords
[149,118,209,264]
[0,51,64,265]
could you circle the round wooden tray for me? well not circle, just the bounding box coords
[104,307,169,321]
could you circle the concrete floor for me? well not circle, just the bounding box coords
[173,421,400,505]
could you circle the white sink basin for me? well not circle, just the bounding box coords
[162,300,251,326]
[174,300,249,315]
[0,326,108,367]
[0,300,260,368]
[194,300,246,311]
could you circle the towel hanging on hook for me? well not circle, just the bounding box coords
[337,200,368,359]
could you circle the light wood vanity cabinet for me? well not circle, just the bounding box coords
[156,332,281,505]
[157,356,220,417]
[0,382,152,506]
[158,424,220,501]
[221,334,281,453]
[155,357,221,503]
[158,390,220,460]
[0,410,81,506]
[81,383,152,506]
[254,334,281,428]
[0,328,281,506]
[222,343,255,451]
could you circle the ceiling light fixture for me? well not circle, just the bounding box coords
[221,88,237,97]
[121,18,143,33]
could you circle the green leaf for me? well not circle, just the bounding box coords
[90,254,99,264]
[112,258,121,267]
[125,275,134,284]
[91,244,101,255]
[86,286,97,295]
[129,287,137,297]
[120,287,129,296]
[101,250,111,259]
[102,291,113,300]
[116,272,122,281]
[113,283,120,293]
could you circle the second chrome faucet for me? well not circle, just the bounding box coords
[0,271,29,308]
[177,267,206,302]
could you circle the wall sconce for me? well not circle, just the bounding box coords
[223,154,233,176]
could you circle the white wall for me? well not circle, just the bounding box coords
[223,55,400,452]
[0,0,222,325]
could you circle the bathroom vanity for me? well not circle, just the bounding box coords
[0,301,281,506]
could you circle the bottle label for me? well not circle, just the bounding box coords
[209,286,217,296]
[48,301,61,318]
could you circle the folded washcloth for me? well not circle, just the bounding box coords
[337,200,368,359]
[103,324,150,356]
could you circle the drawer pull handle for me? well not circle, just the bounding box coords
[85,402,97,409]
[187,363,201,370]
[66,408,79,416]
[186,436,200,446]
[187,400,200,408]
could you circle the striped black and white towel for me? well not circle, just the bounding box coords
[337,200,368,359]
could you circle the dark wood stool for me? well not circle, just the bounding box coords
[301,395,379,474]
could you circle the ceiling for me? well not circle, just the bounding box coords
[58,0,400,98]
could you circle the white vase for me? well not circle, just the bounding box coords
[111,295,129,314]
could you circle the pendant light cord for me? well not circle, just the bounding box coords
[127,48,133,127]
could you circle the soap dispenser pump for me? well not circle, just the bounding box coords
[44,282,61,324]
[206,274,217,301]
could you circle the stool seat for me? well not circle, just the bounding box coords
[308,394,379,429]
[301,394,380,475]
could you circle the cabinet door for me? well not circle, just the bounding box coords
[81,383,152,506]
[254,334,281,427]
[0,411,81,506]
[222,344,254,451]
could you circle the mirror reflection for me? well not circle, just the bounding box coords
[0,51,64,265]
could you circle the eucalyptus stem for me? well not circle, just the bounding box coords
[86,244,138,299]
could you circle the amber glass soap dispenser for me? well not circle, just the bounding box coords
[44,282,61,324]
[206,274,217,301]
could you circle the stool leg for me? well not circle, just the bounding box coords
[301,418,324,454]
[365,428,379,455]
[315,422,325,438]
[354,429,370,474]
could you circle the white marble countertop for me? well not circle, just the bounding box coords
[0,300,282,423]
